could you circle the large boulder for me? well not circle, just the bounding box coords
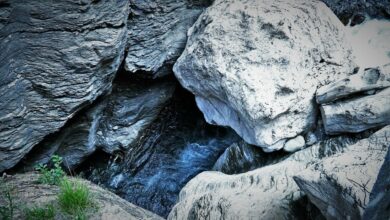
[294,126,390,219]
[167,129,383,219]
[0,1,129,172]
[174,0,356,151]
[18,77,175,170]
[125,0,212,77]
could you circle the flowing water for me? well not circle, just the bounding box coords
[80,86,239,217]
[346,18,390,69]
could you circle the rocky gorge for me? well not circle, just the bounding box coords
[0,0,389,219]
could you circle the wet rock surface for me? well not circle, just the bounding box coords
[0,0,129,172]
[125,0,212,77]
[174,0,356,151]
[16,73,175,171]
[167,128,383,220]
[212,141,287,175]
[81,87,239,217]
[322,0,390,25]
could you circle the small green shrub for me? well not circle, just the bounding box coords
[0,179,15,220]
[25,204,55,220]
[35,155,65,185]
[58,178,93,218]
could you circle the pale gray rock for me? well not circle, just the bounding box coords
[0,1,129,172]
[363,144,390,220]
[18,78,175,170]
[167,130,375,220]
[321,87,390,135]
[316,66,390,104]
[284,135,306,153]
[125,0,211,77]
[294,126,390,220]
[174,0,356,151]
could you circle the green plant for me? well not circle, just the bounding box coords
[35,155,65,185]
[58,178,93,218]
[25,204,55,220]
[0,180,14,220]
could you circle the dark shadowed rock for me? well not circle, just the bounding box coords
[0,0,129,172]
[212,141,287,174]
[17,75,175,170]
[82,87,239,217]
[294,126,389,220]
[125,0,212,77]
[321,0,390,25]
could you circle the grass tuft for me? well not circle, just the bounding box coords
[58,178,93,218]
[0,179,14,220]
[25,204,55,220]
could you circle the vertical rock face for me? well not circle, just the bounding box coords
[0,0,129,172]
[125,0,212,77]
[18,76,175,170]
[173,0,356,151]
[167,128,387,220]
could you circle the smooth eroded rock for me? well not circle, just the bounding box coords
[321,87,390,135]
[0,0,129,172]
[174,0,356,151]
[283,135,306,153]
[18,76,175,170]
